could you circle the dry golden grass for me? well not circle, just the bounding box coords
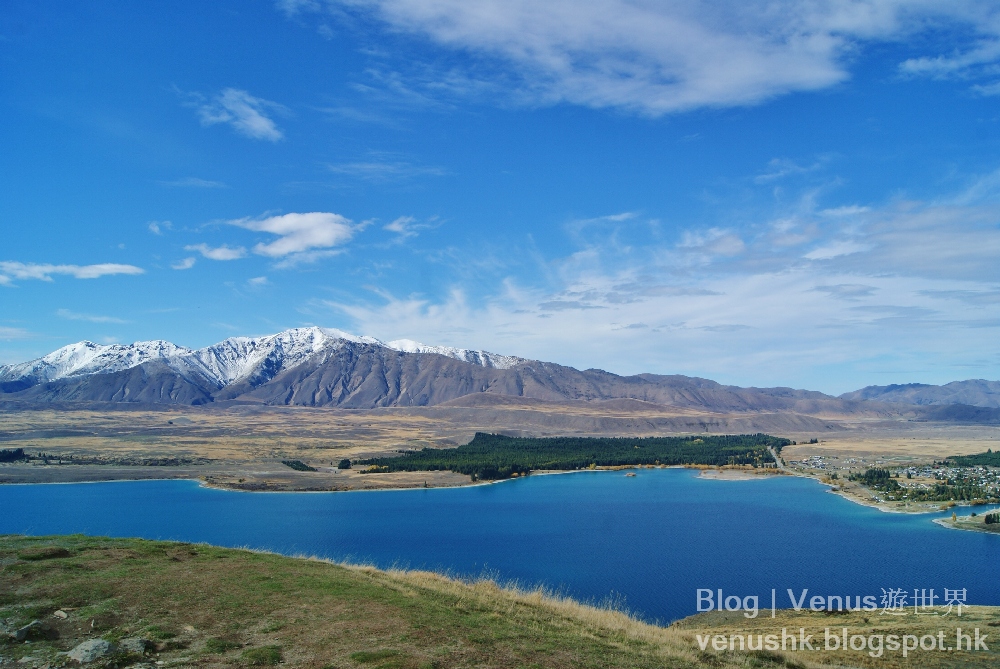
[783,434,1000,464]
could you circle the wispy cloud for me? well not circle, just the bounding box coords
[188,88,286,141]
[754,158,824,184]
[384,216,417,237]
[315,168,1000,391]
[383,215,438,239]
[248,276,269,287]
[899,30,1000,90]
[286,2,1000,115]
[0,326,31,340]
[156,177,227,188]
[678,228,745,257]
[171,257,197,270]
[0,262,144,284]
[184,244,247,261]
[148,220,172,235]
[813,284,877,300]
[56,308,128,324]
[327,153,447,182]
[803,240,870,260]
[228,212,361,261]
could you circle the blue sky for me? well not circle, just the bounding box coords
[2,1,1000,393]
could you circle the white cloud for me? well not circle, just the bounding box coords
[148,220,172,235]
[296,1,1000,115]
[0,262,144,283]
[249,276,269,286]
[184,244,247,261]
[56,309,128,324]
[172,257,197,270]
[229,212,359,259]
[193,88,285,141]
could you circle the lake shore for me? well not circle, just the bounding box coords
[0,460,784,491]
[0,461,474,491]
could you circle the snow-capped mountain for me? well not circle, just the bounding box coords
[0,339,192,386]
[0,327,525,390]
[385,339,523,370]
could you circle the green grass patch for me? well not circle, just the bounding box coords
[205,637,242,653]
[241,645,283,666]
[350,649,402,663]
[17,546,70,560]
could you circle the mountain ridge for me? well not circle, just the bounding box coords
[2,328,998,420]
[839,380,1000,409]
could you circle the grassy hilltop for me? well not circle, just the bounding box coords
[0,535,735,669]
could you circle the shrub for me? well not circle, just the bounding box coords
[0,448,26,463]
[281,460,316,472]
[241,645,283,666]
[337,459,352,469]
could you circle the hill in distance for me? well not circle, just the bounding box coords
[840,380,1000,409]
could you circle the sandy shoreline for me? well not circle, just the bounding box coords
[1,461,783,490]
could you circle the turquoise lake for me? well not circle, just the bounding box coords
[1,469,997,623]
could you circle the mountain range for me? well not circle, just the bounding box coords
[2,327,999,420]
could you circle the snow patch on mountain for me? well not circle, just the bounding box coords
[175,327,383,386]
[0,327,526,388]
[0,340,192,385]
[386,339,525,369]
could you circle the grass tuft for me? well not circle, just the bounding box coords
[350,649,401,663]
[144,624,177,640]
[17,546,71,560]
[241,644,283,666]
[204,637,242,653]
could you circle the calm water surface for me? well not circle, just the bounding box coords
[1,469,997,622]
